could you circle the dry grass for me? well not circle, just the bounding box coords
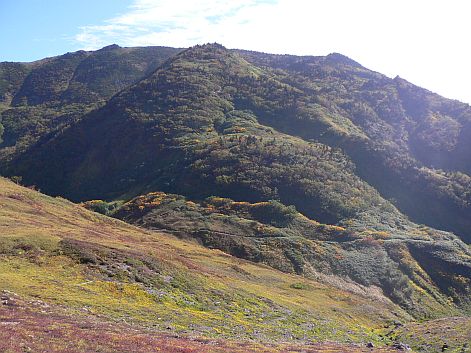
[0,177,409,349]
[0,294,401,353]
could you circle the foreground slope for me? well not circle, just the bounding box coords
[2,178,470,352]
[0,177,414,351]
[1,294,407,353]
[390,317,471,353]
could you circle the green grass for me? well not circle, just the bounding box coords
[389,317,471,352]
[111,190,471,318]
[0,177,405,345]
[0,294,403,353]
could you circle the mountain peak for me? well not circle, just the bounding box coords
[171,42,241,68]
[325,52,362,67]
[181,42,229,56]
[99,44,122,51]
[197,42,227,50]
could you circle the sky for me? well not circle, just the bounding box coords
[1,0,471,104]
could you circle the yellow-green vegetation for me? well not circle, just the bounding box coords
[0,177,406,345]
[389,317,471,352]
[112,191,471,319]
[0,295,403,353]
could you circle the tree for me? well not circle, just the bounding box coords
[10,176,23,185]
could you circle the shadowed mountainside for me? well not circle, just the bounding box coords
[1,44,470,243]
[0,44,181,160]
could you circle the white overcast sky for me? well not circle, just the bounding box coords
[75,0,471,104]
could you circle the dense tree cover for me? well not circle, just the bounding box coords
[0,45,181,162]
[2,45,399,225]
[0,62,32,105]
[4,43,469,241]
[236,49,471,242]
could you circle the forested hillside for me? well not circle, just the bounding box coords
[2,44,470,243]
[0,45,181,160]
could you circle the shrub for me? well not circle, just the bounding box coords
[250,200,298,227]
[82,200,123,216]
[0,122,4,144]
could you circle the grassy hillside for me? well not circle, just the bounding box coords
[2,178,471,352]
[1,300,405,353]
[389,317,471,352]
[2,297,406,353]
[0,177,415,351]
[108,192,471,317]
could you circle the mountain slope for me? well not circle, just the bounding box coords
[0,45,181,161]
[2,44,471,243]
[2,45,404,220]
[236,49,471,242]
[110,191,471,318]
[0,176,411,350]
[2,44,470,316]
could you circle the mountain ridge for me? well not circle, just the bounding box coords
[1,43,471,352]
[0,44,182,160]
[1,42,471,319]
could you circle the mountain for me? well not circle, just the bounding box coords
[2,44,471,243]
[0,44,181,160]
[1,43,471,350]
[0,176,413,352]
[237,49,471,242]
